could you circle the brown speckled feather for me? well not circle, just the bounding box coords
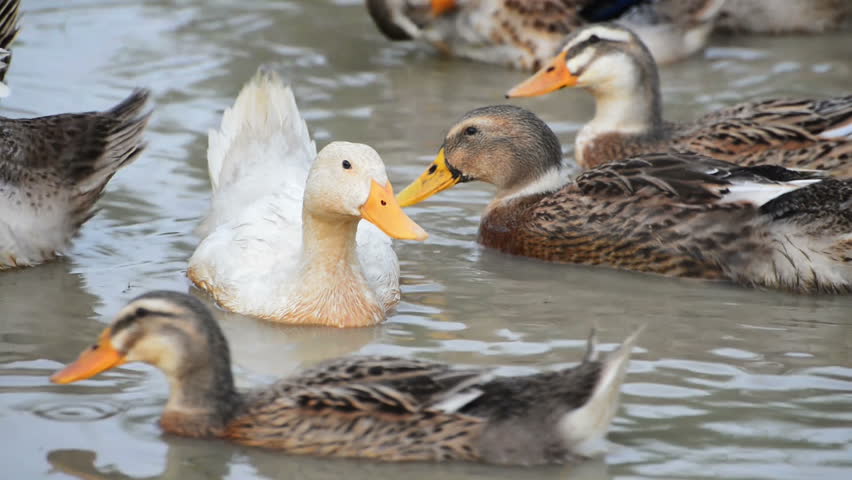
[224,352,615,464]
[670,97,852,174]
[479,153,852,292]
[580,86,852,176]
[533,24,852,175]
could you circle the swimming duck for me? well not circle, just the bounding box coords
[715,0,850,33]
[366,0,726,70]
[187,70,427,327]
[396,105,852,293]
[505,24,852,176]
[51,290,640,464]
[0,90,151,270]
[0,0,19,96]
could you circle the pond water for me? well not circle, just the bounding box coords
[1,1,850,479]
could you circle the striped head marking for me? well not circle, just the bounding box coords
[507,24,650,98]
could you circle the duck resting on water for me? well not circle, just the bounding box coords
[51,290,641,465]
[188,69,427,327]
[506,23,852,176]
[396,104,852,294]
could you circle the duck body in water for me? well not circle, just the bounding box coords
[51,291,640,465]
[397,105,852,294]
[506,24,852,176]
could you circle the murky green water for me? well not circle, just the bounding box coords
[1,1,850,479]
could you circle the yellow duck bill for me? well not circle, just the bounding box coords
[396,148,462,207]
[50,329,127,384]
[360,179,429,240]
[506,51,578,98]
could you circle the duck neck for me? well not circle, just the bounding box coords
[161,347,240,438]
[586,76,662,136]
[491,166,568,207]
[285,210,384,327]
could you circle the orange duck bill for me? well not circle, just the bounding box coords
[506,51,578,98]
[50,329,126,384]
[360,179,429,240]
[431,0,457,16]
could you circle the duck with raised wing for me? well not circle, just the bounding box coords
[506,24,852,176]
[187,70,427,327]
[397,105,852,293]
[0,90,151,269]
[51,290,640,464]
[366,0,726,70]
[0,0,20,97]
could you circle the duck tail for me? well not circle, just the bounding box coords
[70,89,150,193]
[64,89,151,228]
[70,89,151,227]
[557,326,643,457]
[206,67,315,192]
[75,90,151,190]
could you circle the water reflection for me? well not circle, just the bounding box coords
[47,447,612,480]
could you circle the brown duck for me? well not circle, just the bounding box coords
[396,105,852,293]
[366,0,726,70]
[51,290,641,465]
[506,24,852,176]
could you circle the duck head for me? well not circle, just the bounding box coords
[304,141,428,240]
[506,24,657,100]
[51,292,227,384]
[396,105,563,206]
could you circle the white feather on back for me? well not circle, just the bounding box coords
[716,179,821,207]
[820,121,852,139]
[190,70,400,319]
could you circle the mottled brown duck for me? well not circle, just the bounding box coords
[0,90,151,269]
[366,0,726,69]
[51,290,640,465]
[506,24,852,176]
[396,105,852,294]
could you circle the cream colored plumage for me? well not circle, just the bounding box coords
[188,70,426,327]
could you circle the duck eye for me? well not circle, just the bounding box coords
[135,307,149,317]
[464,126,478,136]
[588,34,600,44]
[342,160,352,170]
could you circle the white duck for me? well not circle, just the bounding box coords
[188,70,427,327]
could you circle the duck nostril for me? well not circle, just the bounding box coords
[380,200,387,206]
[546,66,555,73]
[428,165,437,174]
